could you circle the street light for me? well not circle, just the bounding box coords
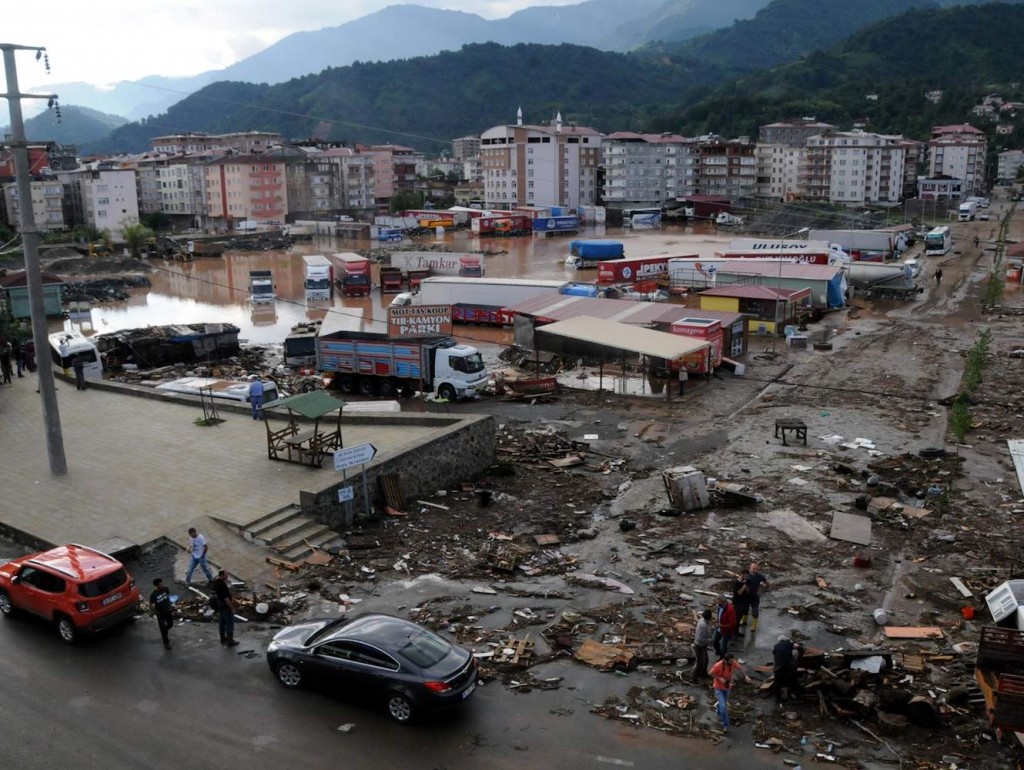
[772,227,810,354]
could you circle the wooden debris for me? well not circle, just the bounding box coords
[573,639,636,671]
[304,550,333,566]
[384,506,408,517]
[493,634,534,666]
[884,626,944,640]
[266,556,301,572]
[950,576,974,598]
[533,533,561,546]
[379,472,404,510]
[417,500,450,511]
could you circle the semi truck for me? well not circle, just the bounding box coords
[958,201,978,222]
[470,215,533,236]
[718,239,837,265]
[391,276,568,326]
[596,254,673,286]
[808,229,901,260]
[328,253,372,296]
[388,251,484,278]
[302,255,333,301]
[316,315,488,400]
[249,270,275,303]
[564,239,624,269]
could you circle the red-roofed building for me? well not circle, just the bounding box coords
[927,123,986,196]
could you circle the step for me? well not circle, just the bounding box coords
[253,515,324,547]
[272,521,336,553]
[244,505,304,539]
[282,531,345,563]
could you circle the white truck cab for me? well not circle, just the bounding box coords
[431,343,488,400]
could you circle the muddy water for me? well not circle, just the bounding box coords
[62,223,731,347]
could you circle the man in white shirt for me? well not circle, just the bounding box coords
[185,527,214,586]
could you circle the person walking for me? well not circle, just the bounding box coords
[150,578,175,650]
[212,570,239,646]
[73,356,87,390]
[771,635,804,706]
[713,596,738,658]
[23,339,35,373]
[935,267,943,286]
[708,652,749,734]
[13,339,24,378]
[743,562,768,632]
[58,337,71,375]
[0,341,12,385]
[677,367,688,397]
[691,608,713,683]
[248,378,265,420]
[732,569,751,635]
[185,527,214,586]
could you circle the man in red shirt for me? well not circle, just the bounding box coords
[713,596,738,658]
[708,652,749,733]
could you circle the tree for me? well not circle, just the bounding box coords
[390,189,424,212]
[119,220,155,259]
[140,212,172,231]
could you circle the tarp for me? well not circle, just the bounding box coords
[826,272,847,308]
[266,391,345,419]
[534,316,709,361]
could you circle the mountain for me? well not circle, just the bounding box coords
[2,105,127,146]
[45,0,769,121]
[661,3,1024,138]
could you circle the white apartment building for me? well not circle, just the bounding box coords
[57,167,140,233]
[451,136,481,162]
[755,144,806,201]
[322,148,376,210]
[2,179,67,232]
[135,154,207,227]
[802,131,905,204]
[480,114,602,210]
[602,132,697,208]
[927,124,986,196]
[997,149,1024,183]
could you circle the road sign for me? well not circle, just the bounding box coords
[337,486,354,503]
[334,442,377,472]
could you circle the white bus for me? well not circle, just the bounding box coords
[49,329,103,381]
[924,226,952,256]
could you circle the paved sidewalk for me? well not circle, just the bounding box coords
[0,372,440,578]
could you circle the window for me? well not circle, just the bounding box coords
[79,568,128,597]
[19,567,66,594]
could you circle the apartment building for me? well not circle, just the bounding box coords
[755,120,834,201]
[57,165,139,233]
[203,154,287,228]
[927,124,986,196]
[479,114,602,210]
[151,131,283,155]
[997,149,1024,183]
[135,153,208,228]
[900,139,925,199]
[358,144,421,206]
[697,138,756,199]
[801,130,905,205]
[279,146,340,220]
[602,132,697,209]
[2,179,67,232]
[322,148,376,211]
[451,136,481,162]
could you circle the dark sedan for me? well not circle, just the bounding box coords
[266,613,478,724]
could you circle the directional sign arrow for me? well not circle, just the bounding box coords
[334,442,378,472]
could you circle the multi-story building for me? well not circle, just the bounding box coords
[278,146,340,221]
[57,165,139,233]
[358,144,421,206]
[997,149,1024,183]
[927,123,986,196]
[801,130,905,205]
[900,139,925,200]
[602,132,697,209]
[917,176,964,201]
[2,179,67,232]
[203,154,287,228]
[151,131,283,155]
[479,113,602,210]
[696,138,756,199]
[755,120,835,201]
[134,153,208,229]
[452,136,481,162]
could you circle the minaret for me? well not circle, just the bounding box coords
[516,106,523,126]
[556,112,563,133]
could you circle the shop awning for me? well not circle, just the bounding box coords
[534,316,709,360]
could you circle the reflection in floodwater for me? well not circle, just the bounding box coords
[57,224,730,348]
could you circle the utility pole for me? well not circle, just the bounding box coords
[1,43,67,475]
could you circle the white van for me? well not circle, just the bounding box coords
[48,329,102,381]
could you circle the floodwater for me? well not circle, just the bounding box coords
[59,222,731,349]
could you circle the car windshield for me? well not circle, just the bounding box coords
[78,567,128,598]
[397,629,451,668]
[462,353,485,374]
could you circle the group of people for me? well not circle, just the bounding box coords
[147,528,240,650]
[0,338,34,385]
[689,562,805,733]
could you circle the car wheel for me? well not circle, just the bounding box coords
[275,661,303,689]
[438,384,456,402]
[56,614,77,644]
[0,589,13,617]
[386,692,414,725]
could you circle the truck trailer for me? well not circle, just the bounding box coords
[391,276,568,326]
[316,315,488,400]
[808,229,900,260]
[388,251,484,278]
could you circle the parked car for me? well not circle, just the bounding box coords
[0,544,141,643]
[267,613,478,724]
[979,212,991,221]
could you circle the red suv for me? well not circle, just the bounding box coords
[0,544,141,643]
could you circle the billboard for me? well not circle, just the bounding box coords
[387,305,453,338]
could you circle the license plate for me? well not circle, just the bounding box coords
[102,592,122,606]
[462,682,475,699]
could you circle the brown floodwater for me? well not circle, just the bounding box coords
[57,223,731,353]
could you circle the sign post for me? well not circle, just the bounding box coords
[334,443,378,524]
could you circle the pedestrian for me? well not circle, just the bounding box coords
[13,339,24,377]
[973,235,980,247]
[935,268,943,286]
[677,367,688,397]
[771,635,804,705]
[185,527,214,586]
[0,341,11,385]
[732,569,751,635]
[72,356,86,390]
[743,562,768,632]
[708,652,749,734]
[211,569,239,647]
[150,578,175,650]
[248,378,265,420]
[24,339,35,373]
[58,336,71,375]
[713,596,738,658]
[691,608,713,683]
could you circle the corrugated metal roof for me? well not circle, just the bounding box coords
[535,316,709,360]
[700,285,808,300]
[508,295,744,327]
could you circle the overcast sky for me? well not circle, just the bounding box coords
[2,0,580,92]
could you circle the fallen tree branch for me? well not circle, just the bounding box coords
[850,719,903,769]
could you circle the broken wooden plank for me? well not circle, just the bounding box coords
[950,577,974,598]
[533,533,561,546]
[266,556,302,572]
[884,626,944,640]
[379,472,405,510]
[573,639,636,671]
[304,550,333,566]
[548,453,585,468]
[416,500,450,511]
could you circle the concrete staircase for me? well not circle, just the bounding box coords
[241,503,345,563]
